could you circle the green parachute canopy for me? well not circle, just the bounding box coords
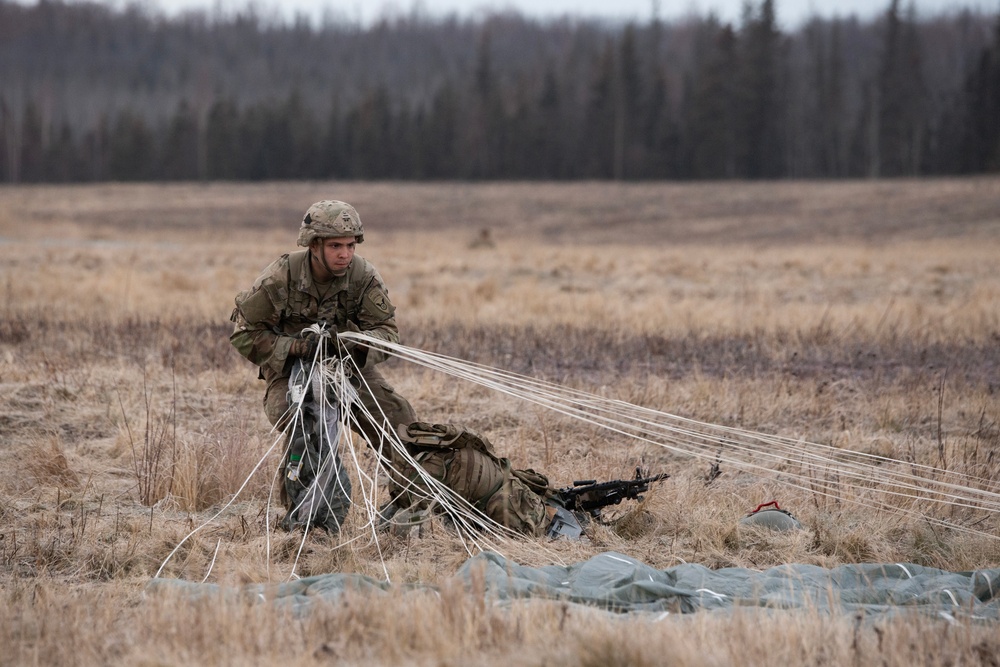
[149,551,1000,621]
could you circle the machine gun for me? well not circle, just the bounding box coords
[555,467,670,518]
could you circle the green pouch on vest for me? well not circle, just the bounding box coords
[511,468,552,497]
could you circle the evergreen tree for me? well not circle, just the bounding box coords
[0,97,10,182]
[737,0,786,178]
[639,13,678,179]
[682,21,740,178]
[390,104,420,179]
[43,122,85,182]
[422,82,460,179]
[959,17,1000,171]
[18,100,44,182]
[285,90,322,179]
[820,21,847,176]
[319,97,346,179]
[875,0,928,176]
[345,87,393,178]
[205,97,240,180]
[580,38,617,178]
[533,66,567,178]
[107,108,155,181]
[258,99,299,179]
[161,99,201,180]
[81,115,110,182]
[235,104,269,180]
[466,28,505,178]
[616,24,642,179]
[641,65,679,178]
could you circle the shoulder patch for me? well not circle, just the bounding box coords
[362,285,394,319]
[367,287,391,313]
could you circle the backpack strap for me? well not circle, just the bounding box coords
[396,422,498,457]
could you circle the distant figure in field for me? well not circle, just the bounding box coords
[469,227,495,249]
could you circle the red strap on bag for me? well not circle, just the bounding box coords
[750,500,781,514]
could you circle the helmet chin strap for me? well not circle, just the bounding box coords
[318,246,336,277]
[311,240,350,279]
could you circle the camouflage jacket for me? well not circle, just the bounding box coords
[230,250,399,380]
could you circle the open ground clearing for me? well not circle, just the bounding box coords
[1,179,999,664]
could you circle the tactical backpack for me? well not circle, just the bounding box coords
[392,422,551,536]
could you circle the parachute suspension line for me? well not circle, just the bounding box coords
[162,328,997,583]
[373,338,991,490]
[161,349,325,582]
[160,329,555,584]
[343,332,1000,541]
[154,416,289,580]
[288,349,336,578]
[277,334,535,580]
[276,344,338,579]
[333,355,525,554]
[312,355,404,579]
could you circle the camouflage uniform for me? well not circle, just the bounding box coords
[229,249,415,441]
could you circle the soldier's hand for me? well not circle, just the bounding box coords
[288,334,318,359]
[341,321,369,367]
[341,321,362,351]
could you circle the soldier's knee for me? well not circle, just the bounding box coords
[264,382,291,427]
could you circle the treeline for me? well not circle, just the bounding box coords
[1,0,998,182]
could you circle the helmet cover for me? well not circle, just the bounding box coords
[297,200,364,246]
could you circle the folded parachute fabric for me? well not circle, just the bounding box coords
[147,551,1000,620]
[458,552,1000,620]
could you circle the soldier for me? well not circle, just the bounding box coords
[230,200,417,532]
[230,200,576,539]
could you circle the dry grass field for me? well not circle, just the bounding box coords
[1,178,999,665]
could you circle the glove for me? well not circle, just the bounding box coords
[288,333,319,359]
[289,323,341,359]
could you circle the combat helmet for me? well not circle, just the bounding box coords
[297,200,364,247]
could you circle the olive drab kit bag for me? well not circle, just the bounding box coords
[280,358,353,533]
[392,422,553,536]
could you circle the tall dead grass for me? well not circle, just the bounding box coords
[1,180,999,664]
[3,580,999,666]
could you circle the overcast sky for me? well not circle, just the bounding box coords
[25,0,999,28]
